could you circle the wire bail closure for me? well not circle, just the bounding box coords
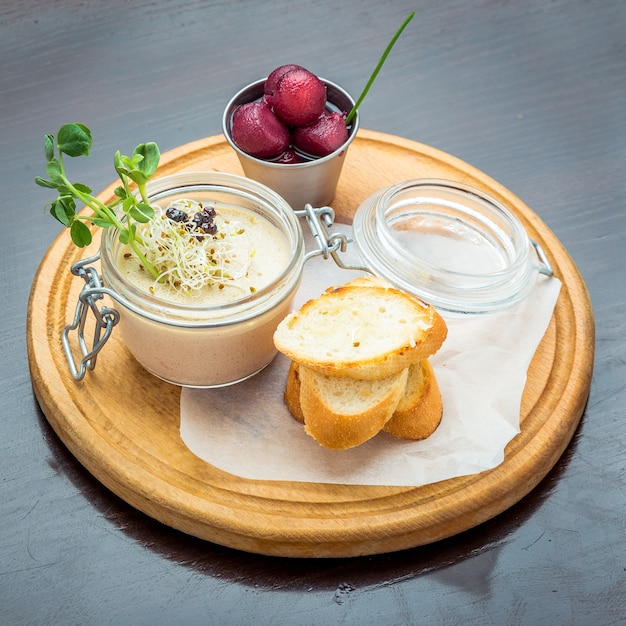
[62,253,120,381]
[296,203,369,272]
[531,238,554,277]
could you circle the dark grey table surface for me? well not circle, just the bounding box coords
[2,1,624,624]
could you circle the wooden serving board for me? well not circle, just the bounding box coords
[27,130,594,558]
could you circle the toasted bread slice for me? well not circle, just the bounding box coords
[383,360,443,440]
[285,359,443,443]
[298,364,408,450]
[284,360,305,424]
[273,276,447,380]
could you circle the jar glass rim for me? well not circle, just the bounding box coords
[100,172,304,325]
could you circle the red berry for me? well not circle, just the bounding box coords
[231,101,291,159]
[292,112,349,157]
[268,68,327,126]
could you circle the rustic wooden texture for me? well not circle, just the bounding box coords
[27,130,594,557]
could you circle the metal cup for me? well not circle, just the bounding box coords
[222,77,359,209]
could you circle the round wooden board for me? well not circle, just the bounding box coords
[27,130,594,558]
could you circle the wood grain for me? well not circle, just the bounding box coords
[27,130,594,557]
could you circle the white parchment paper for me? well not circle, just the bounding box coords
[179,224,561,486]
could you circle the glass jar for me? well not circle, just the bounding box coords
[99,172,304,387]
[352,179,553,315]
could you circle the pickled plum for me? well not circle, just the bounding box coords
[267,67,327,127]
[293,112,348,157]
[264,64,304,97]
[230,65,351,162]
[274,148,307,164]
[230,101,290,159]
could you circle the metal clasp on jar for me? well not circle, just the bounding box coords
[531,238,554,277]
[62,253,119,381]
[296,203,370,272]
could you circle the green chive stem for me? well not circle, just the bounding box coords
[345,11,415,125]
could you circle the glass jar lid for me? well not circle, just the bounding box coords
[352,179,552,315]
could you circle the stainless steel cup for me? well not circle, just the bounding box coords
[222,78,359,209]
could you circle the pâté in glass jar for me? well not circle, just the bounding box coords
[36,124,304,387]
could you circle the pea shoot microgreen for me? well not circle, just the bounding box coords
[35,122,161,278]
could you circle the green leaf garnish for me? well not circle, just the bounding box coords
[58,122,92,157]
[130,143,160,185]
[70,219,93,247]
[36,123,161,279]
[45,159,65,185]
[49,197,75,226]
[129,203,154,223]
[345,12,415,125]
[34,176,57,189]
[73,183,93,195]
[44,134,55,161]
[89,216,114,228]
